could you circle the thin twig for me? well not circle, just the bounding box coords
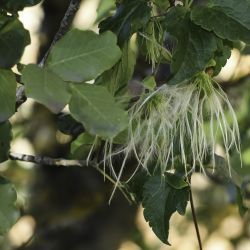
[9,152,92,167]
[189,187,203,250]
[16,85,27,110]
[39,0,81,66]
[9,152,132,203]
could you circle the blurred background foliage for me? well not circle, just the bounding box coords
[0,0,250,249]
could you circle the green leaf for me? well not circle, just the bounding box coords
[236,187,248,217]
[95,41,136,95]
[96,0,115,23]
[152,0,170,11]
[1,0,42,12]
[213,39,232,76]
[22,64,70,113]
[191,0,250,45]
[0,69,16,122]
[207,154,243,188]
[0,176,20,236]
[0,14,30,68]
[165,173,188,190]
[142,175,190,244]
[112,128,128,144]
[70,132,97,160]
[142,76,156,90]
[0,121,12,163]
[99,0,151,45]
[69,84,128,138]
[47,30,122,82]
[128,169,150,203]
[164,6,217,84]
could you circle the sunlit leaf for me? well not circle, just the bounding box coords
[69,84,128,138]
[191,0,250,44]
[48,30,122,82]
[22,64,70,113]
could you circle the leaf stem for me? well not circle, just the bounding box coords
[189,186,203,250]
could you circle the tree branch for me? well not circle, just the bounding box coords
[16,0,82,107]
[16,85,27,110]
[39,0,82,66]
[9,152,93,168]
[9,151,132,202]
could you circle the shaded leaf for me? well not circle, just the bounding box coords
[236,187,248,217]
[0,176,20,236]
[128,169,150,203]
[0,69,16,122]
[95,41,136,95]
[164,6,217,85]
[112,128,128,144]
[152,0,170,11]
[47,30,121,82]
[165,172,188,190]
[0,121,12,163]
[99,0,151,45]
[22,64,70,113]
[191,0,250,44]
[142,175,189,244]
[1,0,42,12]
[0,14,30,68]
[69,84,128,138]
[210,154,243,188]
[70,132,97,160]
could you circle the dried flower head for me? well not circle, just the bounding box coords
[103,72,241,198]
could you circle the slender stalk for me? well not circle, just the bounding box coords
[189,186,203,250]
[9,152,93,167]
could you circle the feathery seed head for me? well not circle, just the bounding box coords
[104,72,241,187]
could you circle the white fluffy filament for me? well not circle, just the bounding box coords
[104,73,241,200]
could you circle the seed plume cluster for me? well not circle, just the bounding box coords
[103,72,241,192]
